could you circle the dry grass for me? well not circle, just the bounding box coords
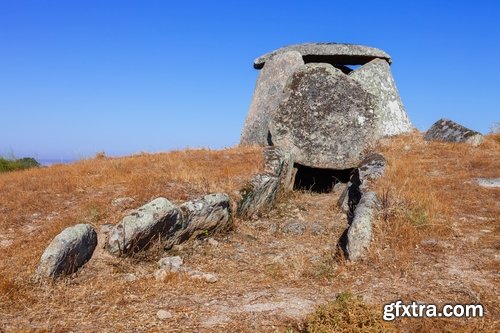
[0,133,499,332]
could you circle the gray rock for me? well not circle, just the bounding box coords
[107,198,181,256]
[35,224,97,279]
[111,197,134,207]
[349,58,413,137]
[270,63,378,169]
[254,42,391,69]
[158,256,183,272]
[187,270,218,283]
[165,193,231,249]
[156,309,173,320]
[154,269,168,281]
[346,192,379,261]
[310,223,326,235]
[237,147,294,218]
[282,221,306,235]
[358,153,387,183]
[475,178,500,188]
[241,51,304,145]
[424,119,483,146]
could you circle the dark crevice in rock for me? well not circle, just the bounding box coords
[267,131,273,146]
[302,54,386,66]
[293,163,354,193]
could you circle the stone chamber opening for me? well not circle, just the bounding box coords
[293,163,354,193]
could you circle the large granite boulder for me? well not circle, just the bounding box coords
[254,42,391,69]
[35,224,97,279]
[107,198,181,256]
[269,63,378,169]
[424,119,483,146]
[165,193,231,249]
[237,146,294,218]
[241,51,304,145]
[349,58,413,136]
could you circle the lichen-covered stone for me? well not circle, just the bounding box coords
[165,193,231,249]
[237,146,294,218]
[270,63,378,169]
[346,191,379,261]
[424,119,483,146]
[241,51,304,145]
[254,42,391,69]
[107,198,181,256]
[349,58,412,137]
[35,224,97,279]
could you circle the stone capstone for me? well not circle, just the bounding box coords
[254,42,391,69]
[35,223,97,279]
[241,51,304,145]
[349,58,413,137]
[424,119,483,146]
[107,198,181,256]
[237,146,294,218]
[270,63,378,169]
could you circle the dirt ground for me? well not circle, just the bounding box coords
[0,134,498,332]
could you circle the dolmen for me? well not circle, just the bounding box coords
[240,42,413,170]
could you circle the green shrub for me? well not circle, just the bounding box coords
[0,157,40,173]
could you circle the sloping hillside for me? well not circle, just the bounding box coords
[0,134,498,332]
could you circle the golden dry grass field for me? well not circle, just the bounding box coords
[0,134,498,332]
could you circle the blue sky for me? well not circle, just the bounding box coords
[1,1,499,160]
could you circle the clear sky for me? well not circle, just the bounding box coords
[1,1,499,160]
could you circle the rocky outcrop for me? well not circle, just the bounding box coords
[254,42,391,69]
[424,119,483,146]
[237,146,294,218]
[349,58,412,136]
[270,63,378,169]
[107,198,181,256]
[241,51,304,145]
[346,191,379,261]
[165,193,231,249]
[35,224,97,279]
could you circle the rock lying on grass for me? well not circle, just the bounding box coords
[35,223,97,279]
[107,198,181,256]
[107,194,231,256]
[346,192,379,261]
[424,118,483,146]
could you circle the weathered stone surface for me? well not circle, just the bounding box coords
[107,198,181,256]
[475,178,500,188]
[349,58,412,137]
[424,119,483,146]
[35,224,97,279]
[346,191,379,261]
[158,256,183,272]
[358,153,387,183]
[241,51,304,145]
[237,147,294,219]
[254,43,391,69]
[270,63,378,169]
[165,193,231,249]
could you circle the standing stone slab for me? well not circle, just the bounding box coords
[165,193,231,249]
[346,191,379,261]
[241,51,304,145]
[35,224,97,279]
[349,58,413,137]
[254,43,392,69]
[424,119,483,146]
[270,63,378,169]
[237,146,294,218]
[107,198,181,256]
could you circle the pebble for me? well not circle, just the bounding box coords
[156,309,173,320]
